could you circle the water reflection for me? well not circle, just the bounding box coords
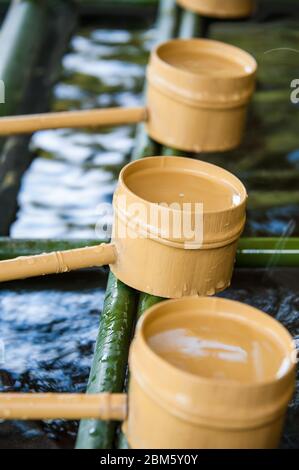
[12,27,153,239]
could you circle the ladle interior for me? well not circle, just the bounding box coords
[124,166,243,212]
[144,307,292,384]
[156,40,256,78]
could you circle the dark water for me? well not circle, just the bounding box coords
[0,271,107,449]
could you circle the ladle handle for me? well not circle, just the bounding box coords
[0,106,147,135]
[0,243,117,282]
[0,393,127,421]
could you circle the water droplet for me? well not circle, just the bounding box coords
[216,280,226,290]
[206,288,215,296]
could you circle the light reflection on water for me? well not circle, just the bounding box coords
[11,27,154,239]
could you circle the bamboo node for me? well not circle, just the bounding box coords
[54,250,70,274]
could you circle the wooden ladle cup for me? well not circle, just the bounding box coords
[0,156,247,298]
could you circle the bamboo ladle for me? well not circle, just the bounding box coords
[0,38,257,152]
[0,156,247,298]
[0,297,295,450]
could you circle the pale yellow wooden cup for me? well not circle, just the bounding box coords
[0,297,296,451]
[146,38,257,152]
[0,39,256,152]
[0,156,247,298]
[125,297,296,449]
[177,0,256,18]
[111,155,247,297]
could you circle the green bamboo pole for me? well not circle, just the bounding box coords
[131,0,178,160]
[75,273,137,449]
[0,238,105,260]
[0,0,47,118]
[1,237,298,267]
[76,0,179,450]
[137,292,164,318]
[248,191,299,210]
[178,8,202,38]
[237,237,299,268]
[116,291,164,449]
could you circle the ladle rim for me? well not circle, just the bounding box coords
[153,38,257,82]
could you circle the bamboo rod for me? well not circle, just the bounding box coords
[75,273,137,449]
[0,244,116,282]
[248,191,299,210]
[0,107,146,136]
[0,393,127,421]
